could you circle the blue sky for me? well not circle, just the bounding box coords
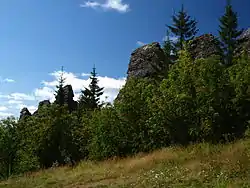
[0,0,249,118]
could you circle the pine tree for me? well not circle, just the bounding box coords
[163,30,175,65]
[167,4,198,51]
[219,0,243,66]
[55,66,66,106]
[78,66,104,111]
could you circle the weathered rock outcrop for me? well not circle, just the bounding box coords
[19,107,31,119]
[19,84,78,119]
[63,85,78,112]
[33,100,51,115]
[127,42,166,78]
[235,28,250,56]
[38,100,51,107]
[188,34,222,60]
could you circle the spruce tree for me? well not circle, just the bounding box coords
[167,4,198,51]
[163,30,175,65]
[55,66,66,106]
[78,66,104,111]
[219,0,243,66]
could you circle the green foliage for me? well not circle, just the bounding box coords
[150,47,248,144]
[228,54,250,128]
[0,117,18,179]
[88,107,125,160]
[115,78,168,153]
[15,117,40,174]
[33,104,80,167]
[162,30,175,65]
[1,7,250,181]
[219,0,243,66]
[167,4,198,51]
[78,66,104,112]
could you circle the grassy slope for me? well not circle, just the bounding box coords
[1,139,250,188]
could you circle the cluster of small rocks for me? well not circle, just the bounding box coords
[19,85,78,119]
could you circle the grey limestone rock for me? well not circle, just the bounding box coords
[127,42,166,78]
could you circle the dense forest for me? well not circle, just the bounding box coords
[1,2,250,180]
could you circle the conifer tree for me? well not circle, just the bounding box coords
[219,0,243,66]
[163,30,175,65]
[55,66,66,106]
[167,4,198,51]
[78,66,104,111]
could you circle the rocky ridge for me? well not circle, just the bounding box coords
[19,85,78,119]
[20,30,250,118]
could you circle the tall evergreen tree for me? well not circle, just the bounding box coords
[167,4,198,51]
[219,0,243,66]
[55,66,66,106]
[78,66,104,111]
[163,30,175,65]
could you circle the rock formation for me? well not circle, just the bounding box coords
[63,85,78,112]
[188,34,222,60]
[33,100,51,115]
[235,28,250,57]
[19,84,78,120]
[127,42,166,78]
[38,100,51,107]
[19,107,31,119]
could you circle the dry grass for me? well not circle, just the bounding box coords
[1,139,250,188]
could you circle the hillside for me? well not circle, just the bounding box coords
[1,138,250,188]
[1,2,250,187]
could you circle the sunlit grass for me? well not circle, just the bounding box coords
[1,139,250,188]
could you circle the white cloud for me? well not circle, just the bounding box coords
[8,100,23,104]
[162,35,179,43]
[8,93,35,101]
[3,78,15,83]
[0,70,126,118]
[80,0,130,13]
[80,1,100,8]
[136,41,146,47]
[27,106,37,114]
[15,104,37,114]
[0,106,8,111]
[34,87,55,102]
[0,93,35,101]
[0,112,13,118]
[39,70,126,103]
[0,77,15,83]
[81,73,91,77]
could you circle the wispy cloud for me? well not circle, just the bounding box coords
[8,100,23,104]
[80,1,100,8]
[0,93,35,101]
[0,112,14,118]
[0,106,8,111]
[3,78,15,83]
[0,77,15,83]
[136,41,146,47]
[81,73,91,77]
[80,0,130,13]
[162,35,179,43]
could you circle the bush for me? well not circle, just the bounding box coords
[88,107,126,160]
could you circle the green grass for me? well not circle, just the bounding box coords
[1,139,250,188]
